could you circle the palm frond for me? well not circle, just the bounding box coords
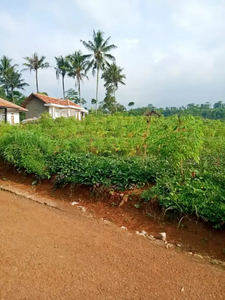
[102,44,117,53]
[80,40,95,52]
[101,36,111,48]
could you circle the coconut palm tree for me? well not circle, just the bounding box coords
[66,51,91,105]
[101,63,126,112]
[55,56,70,99]
[80,30,117,112]
[1,67,29,103]
[0,55,18,96]
[0,55,18,77]
[23,53,49,93]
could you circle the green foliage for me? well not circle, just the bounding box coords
[129,101,225,121]
[0,114,225,227]
[0,129,55,178]
[141,174,225,227]
[65,88,86,105]
[128,102,135,108]
[55,55,70,99]
[81,30,117,111]
[0,55,28,102]
[52,152,155,190]
[101,63,126,111]
[23,53,49,93]
[66,51,90,105]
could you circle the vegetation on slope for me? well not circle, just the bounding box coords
[0,114,225,227]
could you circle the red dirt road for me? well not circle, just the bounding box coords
[0,190,224,300]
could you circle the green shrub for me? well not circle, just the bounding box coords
[52,152,156,190]
[0,114,225,227]
[0,130,55,178]
[142,175,225,227]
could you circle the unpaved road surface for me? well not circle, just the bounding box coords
[0,190,224,300]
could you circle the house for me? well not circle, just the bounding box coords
[21,93,88,120]
[0,98,27,125]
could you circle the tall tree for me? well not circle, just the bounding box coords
[66,51,90,105]
[0,56,17,77]
[128,102,135,109]
[81,30,117,113]
[55,56,70,99]
[0,87,7,99]
[101,63,126,112]
[1,67,29,103]
[0,55,18,96]
[23,53,49,93]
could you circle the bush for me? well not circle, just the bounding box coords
[0,130,55,178]
[51,152,156,190]
[141,174,225,227]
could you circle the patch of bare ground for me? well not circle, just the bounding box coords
[0,160,225,262]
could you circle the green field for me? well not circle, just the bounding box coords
[0,113,225,227]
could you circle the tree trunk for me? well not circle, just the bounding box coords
[96,67,99,114]
[114,89,117,113]
[36,69,39,93]
[62,75,65,99]
[11,87,14,103]
[78,77,81,106]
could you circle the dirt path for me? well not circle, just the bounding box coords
[0,190,224,300]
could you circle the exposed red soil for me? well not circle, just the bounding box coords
[0,161,225,261]
[1,190,225,299]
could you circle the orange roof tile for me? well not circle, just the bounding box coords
[21,93,83,109]
[0,98,27,112]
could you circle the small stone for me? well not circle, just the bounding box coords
[194,254,203,259]
[147,235,155,240]
[121,226,127,230]
[136,231,146,237]
[165,243,174,249]
[181,287,185,292]
[188,252,193,255]
[103,220,112,225]
[77,206,86,212]
[177,244,182,248]
[159,232,167,242]
[141,231,147,235]
[71,202,79,206]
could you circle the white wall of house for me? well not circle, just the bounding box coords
[49,106,82,120]
[0,109,20,124]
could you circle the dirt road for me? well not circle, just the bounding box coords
[0,190,224,300]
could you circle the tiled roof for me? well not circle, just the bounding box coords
[0,98,27,112]
[21,93,83,109]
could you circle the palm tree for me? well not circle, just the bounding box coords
[1,67,29,103]
[101,63,126,112]
[81,30,117,112]
[23,53,49,93]
[55,56,70,99]
[0,55,18,76]
[0,55,18,96]
[66,51,91,105]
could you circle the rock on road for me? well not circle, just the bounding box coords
[0,190,224,300]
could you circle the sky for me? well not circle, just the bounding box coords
[1,0,225,108]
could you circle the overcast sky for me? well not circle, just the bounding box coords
[1,0,225,108]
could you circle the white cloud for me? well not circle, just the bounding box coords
[74,0,141,31]
[1,0,225,108]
